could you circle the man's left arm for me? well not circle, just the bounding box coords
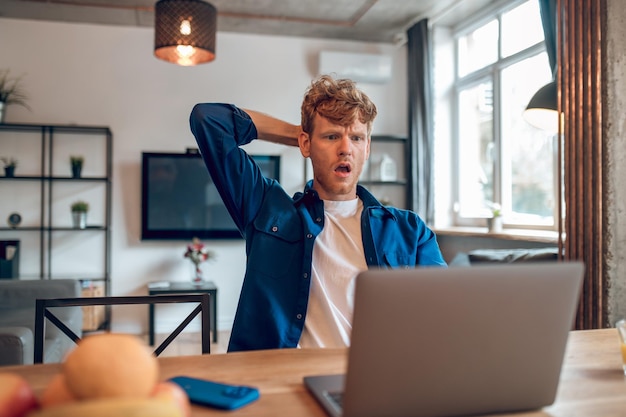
[416,228,447,266]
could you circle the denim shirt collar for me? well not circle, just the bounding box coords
[293,180,397,220]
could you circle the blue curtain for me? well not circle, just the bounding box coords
[539,0,557,76]
[407,19,434,223]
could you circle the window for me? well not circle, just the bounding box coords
[446,0,555,230]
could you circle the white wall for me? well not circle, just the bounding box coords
[0,17,408,334]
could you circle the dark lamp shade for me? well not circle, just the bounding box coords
[523,81,558,133]
[154,0,217,66]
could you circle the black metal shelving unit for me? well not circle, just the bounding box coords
[0,123,112,329]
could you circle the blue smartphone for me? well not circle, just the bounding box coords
[168,376,260,410]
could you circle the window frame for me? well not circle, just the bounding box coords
[449,0,555,231]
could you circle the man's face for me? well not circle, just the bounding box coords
[298,114,370,201]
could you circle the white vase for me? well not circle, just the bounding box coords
[379,154,397,182]
[72,211,87,229]
[486,216,503,233]
[191,263,204,285]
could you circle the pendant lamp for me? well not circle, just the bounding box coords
[523,80,558,133]
[154,0,217,66]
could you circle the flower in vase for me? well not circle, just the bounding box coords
[184,237,215,267]
[184,238,215,283]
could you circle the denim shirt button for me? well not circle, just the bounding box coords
[306,233,313,239]
[315,217,322,223]
[296,313,303,320]
[271,226,278,232]
[303,272,308,279]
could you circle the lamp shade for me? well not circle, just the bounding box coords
[523,80,558,133]
[154,0,216,66]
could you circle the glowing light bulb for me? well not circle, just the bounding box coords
[176,45,195,58]
[180,19,191,35]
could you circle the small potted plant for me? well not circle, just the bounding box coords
[1,157,17,177]
[486,202,502,233]
[0,69,31,124]
[71,200,89,229]
[70,155,84,178]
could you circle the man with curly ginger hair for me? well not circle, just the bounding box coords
[190,75,446,352]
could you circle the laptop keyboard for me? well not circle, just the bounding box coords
[325,391,344,411]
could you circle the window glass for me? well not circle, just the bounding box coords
[458,82,494,217]
[500,52,554,225]
[501,0,544,58]
[449,0,552,230]
[457,19,498,78]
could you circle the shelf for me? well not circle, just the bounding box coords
[11,275,108,281]
[0,176,108,181]
[370,135,406,143]
[0,123,112,330]
[0,226,107,232]
[0,122,111,135]
[50,226,108,231]
[0,227,41,232]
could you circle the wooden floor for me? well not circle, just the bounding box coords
[151,329,231,356]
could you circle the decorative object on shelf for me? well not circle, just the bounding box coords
[183,237,214,285]
[486,203,503,233]
[70,155,84,178]
[1,156,17,177]
[7,212,21,228]
[154,0,217,66]
[379,154,397,182]
[0,69,31,124]
[0,240,19,278]
[70,200,89,229]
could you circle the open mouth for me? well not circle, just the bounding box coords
[335,163,352,174]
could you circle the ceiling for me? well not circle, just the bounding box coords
[0,0,495,43]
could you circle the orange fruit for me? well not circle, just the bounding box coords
[62,333,158,400]
[0,372,39,417]
[151,381,191,417]
[39,374,76,408]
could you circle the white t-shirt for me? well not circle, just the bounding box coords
[299,198,368,348]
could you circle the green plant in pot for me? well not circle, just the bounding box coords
[0,69,31,124]
[486,202,503,233]
[1,157,17,177]
[71,200,89,229]
[70,155,84,178]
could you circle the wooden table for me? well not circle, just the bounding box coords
[2,329,625,416]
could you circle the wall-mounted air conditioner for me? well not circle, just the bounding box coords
[318,51,392,84]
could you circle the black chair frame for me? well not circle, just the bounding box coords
[34,294,210,364]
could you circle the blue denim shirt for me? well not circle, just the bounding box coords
[190,103,447,352]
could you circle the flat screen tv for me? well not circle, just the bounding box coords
[141,150,280,240]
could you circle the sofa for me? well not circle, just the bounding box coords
[0,279,82,366]
[449,247,559,266]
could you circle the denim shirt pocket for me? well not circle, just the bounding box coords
[248,212,303,278]
[381,251,414,269]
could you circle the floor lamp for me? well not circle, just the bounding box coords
[523,80,563,259]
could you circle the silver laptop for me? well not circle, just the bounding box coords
[304,262,584,417]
